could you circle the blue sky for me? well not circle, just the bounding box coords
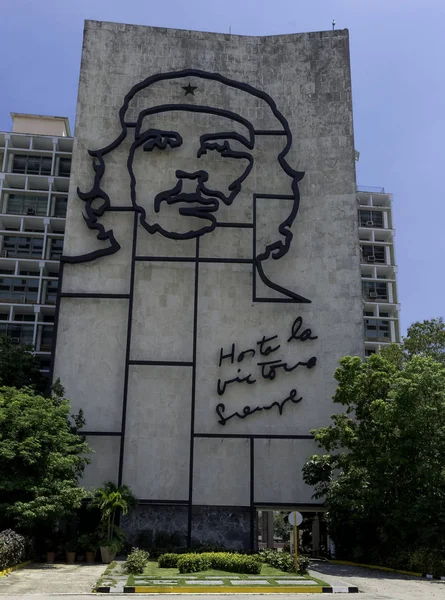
[1,0,443,335]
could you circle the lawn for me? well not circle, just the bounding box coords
[121,560,328,588]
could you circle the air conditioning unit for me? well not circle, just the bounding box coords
[11,337,20,343]
[366,220,374,226]
[369,292,378,299]
[367,256,376,262]
[26,208,35,215]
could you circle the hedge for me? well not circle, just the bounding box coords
[125,547,150,574]
[161,552,262,574]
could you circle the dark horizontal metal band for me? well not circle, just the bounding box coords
[129,360,193,367]
[194,433,314,439]
[107,207,134,212]
[60,293,130,299]
[254,297,308,304]
[81,431,122,436]
[135,256,253,264]
[253,193,294,199]
[137,499,189,505]
[216,222,253,228]
[254,130,287,136]
[255,502,324,508]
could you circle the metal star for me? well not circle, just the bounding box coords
[182,83,197,96]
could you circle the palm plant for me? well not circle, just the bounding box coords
[88,481,136,547]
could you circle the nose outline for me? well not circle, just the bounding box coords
[175,169,209,183]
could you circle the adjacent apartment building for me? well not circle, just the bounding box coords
[357,187,400,354]
[0,113,72,375]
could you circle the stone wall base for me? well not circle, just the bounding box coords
[121,505,252,550]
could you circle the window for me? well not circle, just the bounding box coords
[0,277,38,304]
[7,194,47,216]
[0,313,8,321]
[359,210,384,228]
[365,319,390,341]
[53,197,67,218]
[57,158,71,177]
[12,155,52,176]
[365,349,376,357]
[0,323,34,345]
[3,236,43,259]
[38,325,53,352]
[14,314,35,322]
[44,280,58,305]
[361,245,386,264]
[42,315,54,323]
[362,281,388,301]
[49,238,63,260]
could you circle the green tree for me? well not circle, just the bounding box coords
[0,336,46,393]
[303,348,445,563]
[403,317,445,364]
[0,385,91,531]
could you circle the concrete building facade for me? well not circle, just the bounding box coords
[54,20,365,548]
[0,114,72,374]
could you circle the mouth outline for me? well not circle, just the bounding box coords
[154,184,220,215]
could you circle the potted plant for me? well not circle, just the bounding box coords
[44,531,62,563]
[78,533,97,564]
[88,481,136,563]
[65,538,77,564]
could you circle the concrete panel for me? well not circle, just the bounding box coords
[122,365,192,499]
[80,435,120,489]
[254,439,320,504]
[53,298,128,431]
[131,261,195,362]
[193,438,250,506]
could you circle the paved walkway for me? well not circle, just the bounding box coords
[310,560,445,599]
[0,560,445,598]
[0,562,106,595]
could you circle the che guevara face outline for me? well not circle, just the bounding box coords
[127,105,255,241]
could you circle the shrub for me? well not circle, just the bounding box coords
[177,553,211,573]
[260,548,309,574]
[0,530,27,570]
[158,553,179,568]
[125,547,150,574]
[406,548,445,576]
[208,552,261,574]
[175,552,262,574]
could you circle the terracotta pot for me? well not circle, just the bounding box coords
[46,551,56,563]
[85,551,96,564]
[65,551,76,564]
[100,546,116,564]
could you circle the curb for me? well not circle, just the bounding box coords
[95,584,359,594]
[329,559,445,579]
[0,560,31,578]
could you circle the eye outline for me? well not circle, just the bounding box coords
[140,129,183,152]
[197,131,254,158]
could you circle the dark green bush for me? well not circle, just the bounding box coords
[209,552,261,574]
[175,552,261,574]
[177,553,211,573]
[260,549,309,574]
[0,530,27,570]
[406,548,445,576]
[125,547,150,574]
[158,553,180,568]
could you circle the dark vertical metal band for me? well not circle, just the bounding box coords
[118,212,138,485]
[252,196,257,302]
[49,261,65,388]
[250,437,255,550]
[187,237,200,546]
